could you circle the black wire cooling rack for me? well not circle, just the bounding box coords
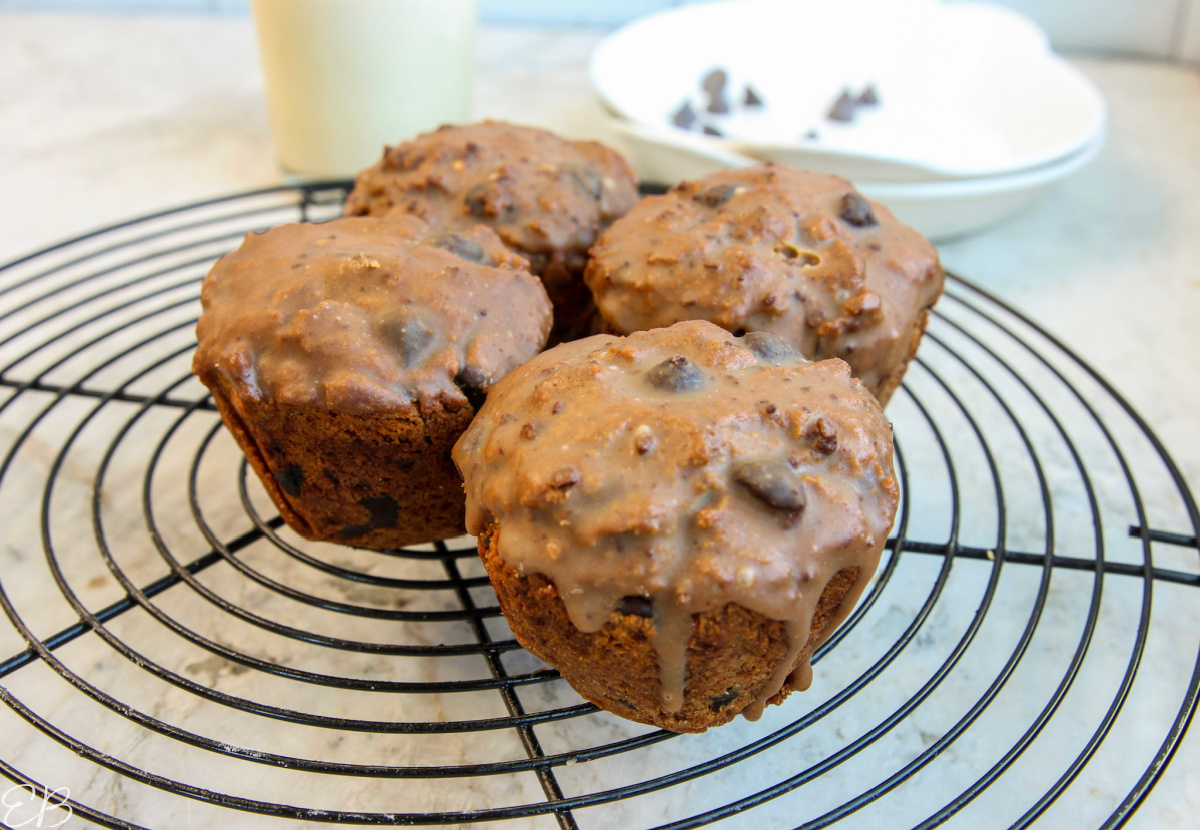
[0,182,1196,830]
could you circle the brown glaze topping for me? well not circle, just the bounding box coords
[193,214,551,415]
[453,320,898,717]
[344,121,639,279]
[584,164,944,402]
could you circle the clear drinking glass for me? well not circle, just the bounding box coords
[252,0,478,179]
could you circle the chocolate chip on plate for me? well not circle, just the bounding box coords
[743,85,764,107]
[702,124,724,137]
[432,232,490,265]
[733,460,807,512]
[839,192,878,227]
[671,101,698,130]
[706,94,730,114]
[701,68,728,97]
[857,84,879,106]
[742,330,797,363]
[827,90,857,123]
[645,355,705,392]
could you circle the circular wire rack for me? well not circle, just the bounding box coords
[0,183,1196,830]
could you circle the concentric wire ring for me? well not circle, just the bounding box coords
[0,183,1195,829]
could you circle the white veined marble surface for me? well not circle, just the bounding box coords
[0,12,1198,830]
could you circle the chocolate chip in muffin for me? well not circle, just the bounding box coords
[432,232,490,265]
[379,311,435,367]
[733,460,807,512]
[808,417,838,455]
[839,192,878,228]
[618,595,654,618]
[567,165,604,200]
[456,365,489,409]
[275,463,305,497]
[709,686,741,711]
[340,494,401,539]
[646,355,705,392]
[672,101,698,130]
[827,90,857,123]
[693,183,741,208]
[742,331,797,363]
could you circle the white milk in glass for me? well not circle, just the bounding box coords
[252,0,477,178]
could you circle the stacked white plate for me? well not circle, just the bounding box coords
[590,0,1106,241]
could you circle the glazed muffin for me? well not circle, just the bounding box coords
[344,120,640,342]
[193,213,552,550]
[453,320,898,732]
[584,164,944,406]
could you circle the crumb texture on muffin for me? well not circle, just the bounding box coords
[453,320,899,729]
[584,164,944,406]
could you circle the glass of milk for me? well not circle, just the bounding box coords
[252,0,477,179]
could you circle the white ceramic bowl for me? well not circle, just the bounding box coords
[603,118,1106,242]
[591,0,1106,182]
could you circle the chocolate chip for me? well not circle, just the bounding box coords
[275,463,304,497]
[734,460,806,512]
[635,434,656,455]
[549,467,581,489]
[742,330,797,362]
[645,355,705,392]
[827,90,857,123]
[702,124,724,137]
[552,401,565,414]
[465,182,490,217]
[432,232,490,265]
[702,68,728,96]
[693,183,740,208]
[567,165,603,200]
[809,417,838,455]
[521,422,539,440]
[709,686,740,711]
[858,84,879,106]
[706,94,730,114]
[379,312,434,367]
[455,365,488,410]
[804,129,820,140]
[839,192,878,227]
[618,596,653,618]
[743,85,764,107]
[671,101,697,130]
[340,494,400,539]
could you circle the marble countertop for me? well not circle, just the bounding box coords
[0,12,1198,830]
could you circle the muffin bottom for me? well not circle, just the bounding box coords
[479,523,862,733]
[871,307,931,409]
[210,384,471,550]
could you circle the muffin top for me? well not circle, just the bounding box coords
[584,164,944,398]
[344,120,639,275]
[193,214,551,415]
[453,319,898,715]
